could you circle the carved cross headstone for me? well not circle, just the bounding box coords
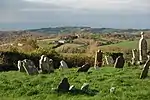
[140,55,150,79]
[139,32,148,63]
[22,59,39,75]
[94,50,103,69]
[114,55,125,68]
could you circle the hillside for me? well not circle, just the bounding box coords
[28,27,150,34]
[0,66,150,100]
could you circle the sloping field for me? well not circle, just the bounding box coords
[0,66,150,100]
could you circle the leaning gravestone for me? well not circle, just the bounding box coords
[77,63,90,72]
[139,32,147,63]
[17,60,26,72]
[58,78,70,92]
[39,55,54,74]
[94,50,103,69]
[60,60,68,69]
[22,59,39,75]
[114,55,125,68]
[81,83,89,92]
[140,55,150,79]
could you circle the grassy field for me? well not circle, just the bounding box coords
[100,39,150,50]
[0,66,150,100]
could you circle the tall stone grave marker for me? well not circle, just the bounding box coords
[139,32,147,63]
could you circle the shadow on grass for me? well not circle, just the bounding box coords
[55,88,99,96]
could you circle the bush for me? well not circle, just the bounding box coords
[62,54,94,67]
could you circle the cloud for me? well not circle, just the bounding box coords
[0,0,150,29]
[23,0,150,13]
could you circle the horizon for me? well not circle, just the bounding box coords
[0,0,150,30]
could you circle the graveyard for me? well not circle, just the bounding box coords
[0,31,150,100]
[1,66,150,100]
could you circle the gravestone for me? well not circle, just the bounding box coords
[39,55,45,70]
[94,50,103,69]
[81,83,89,92]
[140,55,150,79]
[131,49,138,65]
[17,60,25,72]
[22,59,39,75]
[58,78,70,92]
[105,55,113,65]
[139,32,148,63]
[77,63,90,72]
[39,55,54,74]
[69,85,75,91]
[114,55,125,68]
[110,53,123,64]
[60,60,68,69]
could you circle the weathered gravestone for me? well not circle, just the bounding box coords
[105,55,114,65]
[114,55,125,68]
[110,53,123,64]
[81,83,89,92]
[139,32,148,63]
[22,59,39,75]
[60,60,68,69]
[140,55,150,79]
[94,50,103,69]
[39,55,54,74]
[131,49,139,65]
[77,63,90,72]
[18,60,26,72]
[58,78,70,92]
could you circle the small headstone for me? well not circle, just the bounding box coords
[114,55,125,68]
[22,59,39,75]
[81,83,89,92]
[139,32,148,63]
[60,60,68,69]
[58,78,70,92]
[94,50,103,69]
[69,85,75,91]
[140,55,150,79]
[77,63,90,72]
[17,60,25,72]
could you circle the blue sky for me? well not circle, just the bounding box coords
[0,0,150,30]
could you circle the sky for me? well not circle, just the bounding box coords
[0,0,150,30]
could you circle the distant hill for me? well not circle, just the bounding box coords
[28,27,150,34]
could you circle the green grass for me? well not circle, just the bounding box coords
[0,66,150,100]
[100,39,150,50]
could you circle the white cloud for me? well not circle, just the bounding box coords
[23,0,150,13]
